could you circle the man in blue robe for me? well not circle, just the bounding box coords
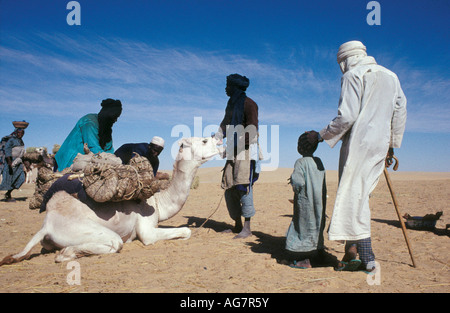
[55,99,122,171]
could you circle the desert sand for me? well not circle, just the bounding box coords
[0,167,449,293]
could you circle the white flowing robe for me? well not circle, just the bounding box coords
[320,56,407,241]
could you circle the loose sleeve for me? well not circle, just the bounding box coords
[290,159,305,193]
[4,138,15,158]
[80,121,104,154]
[319,73,362,148]
[390,79,407,148]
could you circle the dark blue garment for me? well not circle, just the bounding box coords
[229,89,246,127]
[0,136,25,191]
[39,174,95,213]
[235,160,259,193]
[224,186,255,220]
[114,143,159,175]
[224,88,246,151]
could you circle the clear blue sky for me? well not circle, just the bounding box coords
[1,0,449,172]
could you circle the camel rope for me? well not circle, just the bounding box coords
[194,193,224,234]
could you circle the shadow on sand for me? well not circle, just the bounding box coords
[184,216,339,268]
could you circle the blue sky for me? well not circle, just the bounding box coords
[1,0,449,172]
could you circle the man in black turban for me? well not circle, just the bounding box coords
[213,74,260,239]
[98,98,123,150]
[55,98,122,171]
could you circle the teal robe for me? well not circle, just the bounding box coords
[285,156,327,253]
[55,114,114,171]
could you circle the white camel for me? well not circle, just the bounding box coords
[1,137,221,264]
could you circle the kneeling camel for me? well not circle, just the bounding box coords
[0,137,221,264]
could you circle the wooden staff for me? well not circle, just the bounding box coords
[383,155,417,268]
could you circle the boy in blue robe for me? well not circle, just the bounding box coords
[285,132,327,268]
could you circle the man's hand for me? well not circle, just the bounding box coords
[306,130,320,144]
[385,148,394,168]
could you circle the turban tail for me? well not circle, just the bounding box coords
[98,98,122,149]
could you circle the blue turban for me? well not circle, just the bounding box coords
[227,74,250,91]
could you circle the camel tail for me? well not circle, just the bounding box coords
[0,227,47,266]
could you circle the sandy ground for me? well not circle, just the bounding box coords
[0,167,449,293]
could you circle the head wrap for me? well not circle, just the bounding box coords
[99,98,122,123]
[150,136,165,148]
[337,41,367,64]
[101,98,122,110]
[226,74,250,91]
[98,99,122,149]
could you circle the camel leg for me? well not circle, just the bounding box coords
[138,226,191,246]
[44,192,124,262]
[53,224,124,263]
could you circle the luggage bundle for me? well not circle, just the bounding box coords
[29,167,69,210]
[29,151,169,209]
[82,153,169,203]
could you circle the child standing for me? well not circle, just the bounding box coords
[285,132,327,268]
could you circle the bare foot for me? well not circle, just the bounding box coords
[233,228,252,239]
[221,219,243,235]
[233,220,251,239]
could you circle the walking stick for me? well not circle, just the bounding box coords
[383,155,417,268]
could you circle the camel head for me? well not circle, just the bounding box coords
[177,137,222,165]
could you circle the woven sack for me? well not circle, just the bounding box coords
[29,167,71,210]
[72,151,122,172]
[82,154,166,202]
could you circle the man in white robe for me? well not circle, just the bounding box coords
[308,41,407,271]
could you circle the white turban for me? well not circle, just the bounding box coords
[151,136,165,148]
[337,41,367,64]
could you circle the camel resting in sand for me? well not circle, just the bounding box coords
[0,137,222,264]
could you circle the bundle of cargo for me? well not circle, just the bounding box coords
[22,151,43,164]
[82,153,169,202]
[29,149,169,209]
[29,166,71,210]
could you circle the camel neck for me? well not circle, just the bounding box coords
[156,159,199,221]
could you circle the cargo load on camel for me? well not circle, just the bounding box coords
[29,149,170,210]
